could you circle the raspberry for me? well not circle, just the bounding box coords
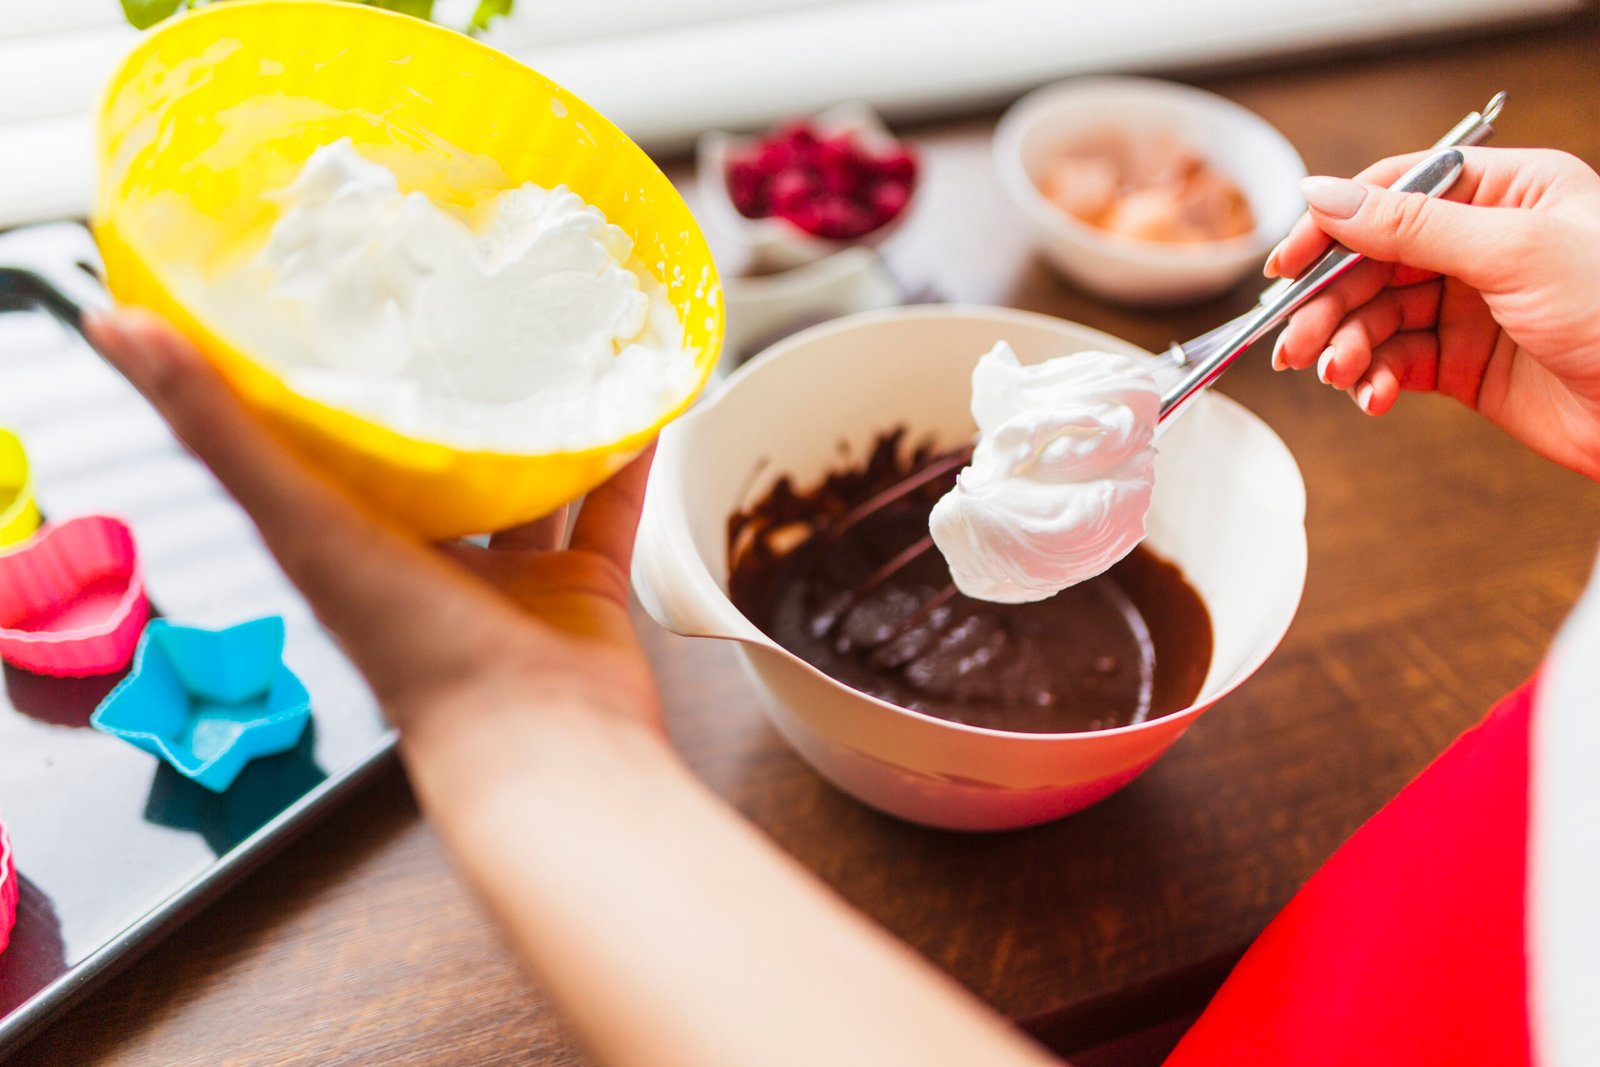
[726,159,768,216]
[787,194,876,239]
[773,120,819,149]
[757,138,801,174]
[875,149,918,185]
[816,142,864,195]
[782,200,823,235]
[768,168,821,213]
[868,181,911,225]
[839,203,878,239]
[804,197,855,239]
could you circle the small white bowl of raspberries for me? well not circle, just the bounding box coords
[698,102,920,273]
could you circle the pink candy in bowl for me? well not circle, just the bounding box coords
[632,306,1307,831]
[0,514,149,678]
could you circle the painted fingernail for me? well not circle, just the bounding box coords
[1263,243,1283,278]
[1356,382,1375,413]
[1271,332,1289,371]
[1300,176,1367,219]
[1317,346,1337,385]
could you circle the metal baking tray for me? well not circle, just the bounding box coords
[0,268,396,1056]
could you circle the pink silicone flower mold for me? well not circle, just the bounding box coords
[0,815,15,956]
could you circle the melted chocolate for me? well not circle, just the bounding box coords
[728,431,1213,733]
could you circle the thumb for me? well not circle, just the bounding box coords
[1298,175,1516,291]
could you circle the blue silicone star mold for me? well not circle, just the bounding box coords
[91,616,313,793]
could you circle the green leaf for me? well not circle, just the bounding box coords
[471,0,514,30]
[117,0,500,36]
[120,0,186,29]
[364,0,437,19]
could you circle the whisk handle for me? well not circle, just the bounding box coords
[0,223,109,337]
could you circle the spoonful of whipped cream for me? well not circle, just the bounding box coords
[929,342,1158,603]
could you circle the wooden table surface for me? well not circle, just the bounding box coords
[15,18,1600,1066]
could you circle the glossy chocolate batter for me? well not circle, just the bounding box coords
[728,431,1213,733]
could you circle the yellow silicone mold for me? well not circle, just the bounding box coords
[94,0,723,539]
[0,430,39,549]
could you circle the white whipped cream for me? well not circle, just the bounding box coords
[929,342,1160,603]
[192,139,698,453]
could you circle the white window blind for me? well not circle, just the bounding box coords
[0,0,1582,227]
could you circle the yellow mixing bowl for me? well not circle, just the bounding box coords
[94,0,723,539]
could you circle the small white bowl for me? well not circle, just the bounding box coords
[717,247,905,374]
[994,76,1307,306]
[697,101,920,274]
[633,305,1307,831]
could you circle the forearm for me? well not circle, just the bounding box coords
[396,689,1056,1067]
[83,311,1048,1064]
